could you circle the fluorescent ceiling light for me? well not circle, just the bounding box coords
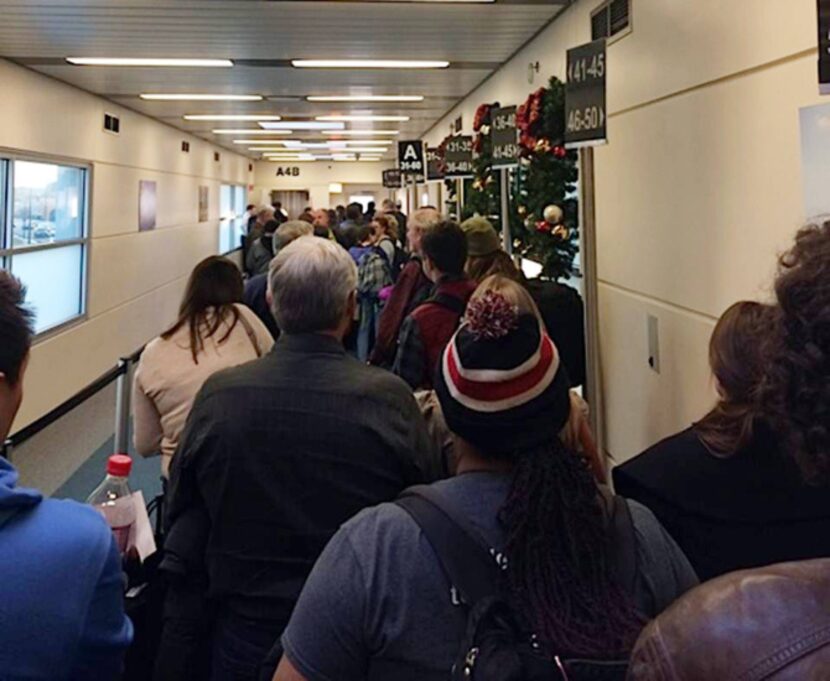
[307,95,423,103]
[68,57,233,67]
[213,129,292,135]
[323,129,400,136]
[184,114,281,121]
[292,59,449,69]
[336,147,393,153]
[259,121,343,131]
[316,115,409,122]
[140,93,262,101]
[234,138,295,144]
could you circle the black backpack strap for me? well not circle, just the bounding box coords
[395,485,501,606]
[599,487,638,594]
[422,292,467,317]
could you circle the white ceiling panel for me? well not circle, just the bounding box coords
[0,0,568,158]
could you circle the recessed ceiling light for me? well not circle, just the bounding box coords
[140,93,262,101]
[259,121,344,131]
[213,129,292,135]
[292,60,449,69]
[323,129,400,136]
[316,115,410,122]
[307,95,424,103]
[68,58,233,67]
[184,114,281,121]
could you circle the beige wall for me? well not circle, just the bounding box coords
[424,0,820,462]
[0,59,253,431]
[251,160,393,214]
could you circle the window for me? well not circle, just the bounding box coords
[219,184,247,253]
[0,157,89,335]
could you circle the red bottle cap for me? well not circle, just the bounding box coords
[107,454,132,478]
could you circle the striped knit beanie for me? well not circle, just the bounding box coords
[435,290,571,455]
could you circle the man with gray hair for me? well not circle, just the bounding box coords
[243,220,313,340]
[369,207,441,367]
[166,236,436,680]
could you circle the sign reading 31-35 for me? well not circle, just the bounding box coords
[565,38,607,147]
[444,135,474,177]
[398,140,426,175]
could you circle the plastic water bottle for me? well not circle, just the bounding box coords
[86,454,135,555]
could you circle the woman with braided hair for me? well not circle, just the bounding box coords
[271,275,697,681]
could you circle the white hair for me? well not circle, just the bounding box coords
[274,220,313,251]
[269,236,357,334]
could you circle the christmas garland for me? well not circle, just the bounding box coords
[511,76,580,280]
[463,102,501,223]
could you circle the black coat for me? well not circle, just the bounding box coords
[613,426,830,581]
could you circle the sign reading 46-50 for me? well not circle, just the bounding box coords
[565,39,607,147]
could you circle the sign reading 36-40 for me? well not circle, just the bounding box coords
[398,140,426,175]
[491,106,518,168]
[565,39,607,147]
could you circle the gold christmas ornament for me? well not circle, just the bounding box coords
[543,204,564,225]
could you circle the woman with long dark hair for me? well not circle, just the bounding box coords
[615,296,830,580]
[133,256,274,476]
[272,275,696,681]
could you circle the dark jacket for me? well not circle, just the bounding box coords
[628,559,830,680]
[613,426,830,581]
[369,257,432,368]
[246,235,274,276]
[243,274,279,341]
[166,333,437,628]
[392,276,476,390]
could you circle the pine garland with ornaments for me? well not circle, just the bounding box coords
[511,76,579,280]
[463,102,501,225]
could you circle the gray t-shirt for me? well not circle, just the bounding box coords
[281,472,698,681]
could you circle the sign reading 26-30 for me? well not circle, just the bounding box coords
[565,39,607,147]
[398,140,426,175]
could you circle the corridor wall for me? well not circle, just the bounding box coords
[423,0,820,462]
[0,58,252,433]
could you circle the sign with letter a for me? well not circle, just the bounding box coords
[820,0,830,93]
[398,140,426,175]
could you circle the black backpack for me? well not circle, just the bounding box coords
[375,237,408,282]
[394,485,637,681]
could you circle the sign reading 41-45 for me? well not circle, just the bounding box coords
[565,39,607,147]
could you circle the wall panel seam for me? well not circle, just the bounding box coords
[609,48,815,120]
[597,279,719,323]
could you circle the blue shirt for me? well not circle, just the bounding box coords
[0,458,132,679]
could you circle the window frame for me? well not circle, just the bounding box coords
[0,149,92,341]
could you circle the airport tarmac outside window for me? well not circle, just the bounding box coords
[0,157,89,335]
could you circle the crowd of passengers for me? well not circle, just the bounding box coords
[0,204,829,680]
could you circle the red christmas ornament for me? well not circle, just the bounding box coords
[553,145,567,159]
[535,220,552,233]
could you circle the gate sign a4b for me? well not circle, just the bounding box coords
[398,140,426,175]
[565,38,607,147]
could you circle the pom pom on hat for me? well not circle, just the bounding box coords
[465,291,519,340]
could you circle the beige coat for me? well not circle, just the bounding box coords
[132,303,274,476]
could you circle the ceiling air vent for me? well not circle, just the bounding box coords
[103,112,120,134]
[181,141,190,153]
[591,0,630,41]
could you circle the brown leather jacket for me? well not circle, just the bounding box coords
[627,559,830,680]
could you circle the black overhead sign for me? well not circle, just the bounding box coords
[382,169,402,189]
[491,105,518,168]
[444,135,474,177]
[565,38,607,147]
[820,0,830,94]
[427,147,445,181]
[398,140,426,175]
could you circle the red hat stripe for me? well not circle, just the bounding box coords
[445,334,559,409]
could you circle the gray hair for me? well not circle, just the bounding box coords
[269,236,357,334]
[409,207,441,234]
[274,220,313,251]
